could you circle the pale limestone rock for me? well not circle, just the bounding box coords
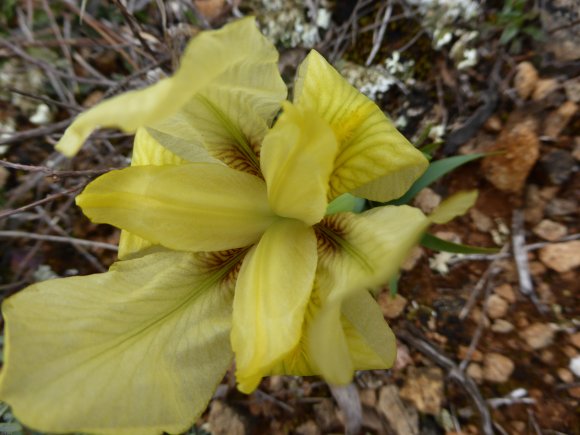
[520,323,556,350]
[486,294,509,319]
[539,241,580,272]
[514,62,538,99]
[483,353,515,383]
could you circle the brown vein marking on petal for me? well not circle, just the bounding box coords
[315,214,373,273]
[195,247,248,290]
[211,142,263,178]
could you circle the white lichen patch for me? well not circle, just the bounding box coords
[339,52,415,101]
[0,60,45,113]
[29,103,53,125]
[250,0,332,48]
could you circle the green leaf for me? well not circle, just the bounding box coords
[388,153,488,205]
[500,26,519,45]
[389,274,399,297]
[421,233,500,254]
[419,141,443,160]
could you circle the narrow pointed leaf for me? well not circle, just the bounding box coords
[429,190,478,224]
[421,233,500,254]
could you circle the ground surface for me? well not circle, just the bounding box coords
[0,1,579,434]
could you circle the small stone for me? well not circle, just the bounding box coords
[538,149,576,185]
[520,323,556,350]
[564,77,580,102]
[401,246,424,271]
[482,117,540,193]
[466,362,483,383]
[539,241,580,272]
[486,294,509,319]
[494,283,516,303]
[570,355,580,377]
[536,282,556,304]
[378,385,419,435]
[295,420,321,435]
[533,219,568,241]
[511,421,526,434]
[483,353,515,383]
[359,389,377,407]
[563,345,578,358]
[543,373,556,385]
[540,349,555,364]
[413,187,441,214]
[194,0,227,21]
[399,367,445,415]
[557,368,574,383]
[470,307,491,328]
[313,399,341,432]
[543,101,578,137]
[0,166,8,189]
[568,386,580,399]
[546,198,577,217]
[268,375,284,392]
[529,260,547,276]
[378,292,407,319]
[458,345,483,362]
[569,332,580,349]
[532,78,559,101]
[394,343,413,371]
[470,208,494,232]
[492,319,515,334]
[208,401,246,435]
[514,62,539,99]
[484,115,503,132]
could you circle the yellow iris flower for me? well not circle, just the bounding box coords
[0,18,432,434]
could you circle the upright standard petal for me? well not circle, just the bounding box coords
[260,102,338,225]
[293,50,428,202]
[231,219,317,393]
[0,250,240,434]
[152,55,287,175]
[56,18,283,157]
[77,163,276,252]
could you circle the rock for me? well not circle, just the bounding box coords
[557,368,574,383]
[401,246,424,271]
[564,77,580,102]
[466,362,483,383]
[564,345,578,358]
[378,385,419,435]
[532,79,559,101]
[538,149,576,185]
[520,323,556,349]
[294,420,321,435]
[539,241,580,272]
[194,0,227,21]
[0,166,8,189]
[394,343,413,371]
[545,198,577,217]
[570,355,580,377]
[458,345,483,362]
[483,353,515,383]
[514,62,538,100]
[482,117,540,193]
[208,401,246,435]
[543,101,578,137]
[359,389,377,407]
[568,386,580,399]
[413,187,441,214]
[470,208,494,232]
[399,367,444,415]
[486,294,509,319]
[524,185,546,224]
[313,399,341,432]
[492,319,515,334]
[268,375,284,392]
[378,292,407,319]
[540,0,580,61]
[484,115,503,132]
[494,283,516,303]
[529,260,547,276]
[540,349,556,364]
[569,332,580,349]
[533,219,568,241]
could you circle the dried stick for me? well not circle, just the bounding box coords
[512,209,549,314]
[0,230,118,251]
[366,1,393,66]
[0,160,112,177]
[0,185,83,220]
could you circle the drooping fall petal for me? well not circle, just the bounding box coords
[77,163,276,252]
[0,250,238,434]
[56,17,284,158]
[260,102,338,225]
[231,218,317,393]
[293,50,428,202]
